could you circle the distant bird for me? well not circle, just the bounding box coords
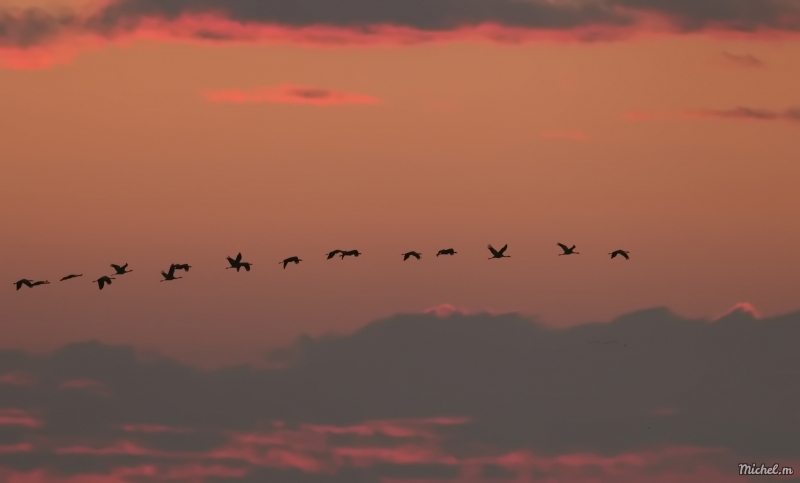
[93,276,115,290]
[13,279,34,290]
[161,264,183,282]
[487,244,510,259]
[280,256,302,269]
[609,250,630,260]
[436,248,456,257]
[226,253,252,272]
[557,243,579,256]
[340,250,361,259]
[402,251,421,261]
[173,264,191,272]
[326,250,343,260]
[30,280,50,287]
[111,263,132,275]
[60,274,83,281]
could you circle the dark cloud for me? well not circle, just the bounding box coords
[0,306,799,481]
[0,8,76,48]
[697,106,800,121]
[720,51,765,67]
[2,0,800,50]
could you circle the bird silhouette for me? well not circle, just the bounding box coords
[557,243,579,255]
[280,256,302,269]
[111,263,132,275]
[173,264,191,272]
[30,280,50,287]
[610,250,630,260]
[13,279,34,290]
[226,253,252,272]
[402,251,421,261]
[93,276,115,290]
[326,250,343,260]
[340,250,361,259]
[161,264,183,282]
[60,274,83,281]
[488,244,510,259]
[436,248,457,257]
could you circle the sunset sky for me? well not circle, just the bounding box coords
[2,0,800,367]
[2,1,800,482]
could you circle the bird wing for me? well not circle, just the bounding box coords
[168,264,177,277]
[243,264,250,271]
[110,264,121,271]
[498,244,508,255]
[621,251,629,259]
[557,243,568,252]
[488,245,499,256]
[235,253,242,262]
[226,256,236,266]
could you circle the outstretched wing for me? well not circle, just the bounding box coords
[235,253,242,263]
[110,264,121,271]
[620,251,629,259]
[557,243,569,252]
[498,244,508,255]
[168,264,177,277]
[487,245,499,256]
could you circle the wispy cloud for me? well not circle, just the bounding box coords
[689,106,800,122]
[202,84,380,106]
[718,51,766,68]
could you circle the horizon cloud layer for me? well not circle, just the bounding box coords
[0,305,798,481]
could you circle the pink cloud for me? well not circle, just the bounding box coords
[202,84,380,106]
[424,304,468,318]
[120,424,194,434]
[0,409,43,428]
[714,302,761,320]
[541,130,588,141]
[0,373,36,386]
[0,443,34,454]
[686,106,800,123]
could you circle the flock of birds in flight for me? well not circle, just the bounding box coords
[13,244,631,291]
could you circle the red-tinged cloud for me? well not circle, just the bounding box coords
[202,84,380,106]
[0,408,43,428]
[688,106,800,122]
[717,51,766,68]
[58,378,112,397]
[0,443,33,454]
[424,303,468,318]
[120,424,194,434]
[3,0,800,69]
[541,130,588,141]
[714,302,761,320]
[0,372,36,386]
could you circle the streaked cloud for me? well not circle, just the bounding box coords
[3,0,800,68]
[202,84,380,106]
[719,51,766,68]
[689,106,800,122]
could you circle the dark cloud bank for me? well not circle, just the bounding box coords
[2,0,800,49]
[0,306,799,481]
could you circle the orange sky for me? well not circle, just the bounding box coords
[2,0,800,366]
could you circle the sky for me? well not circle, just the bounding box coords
[1,1,800,368]
[2,1,800,482]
